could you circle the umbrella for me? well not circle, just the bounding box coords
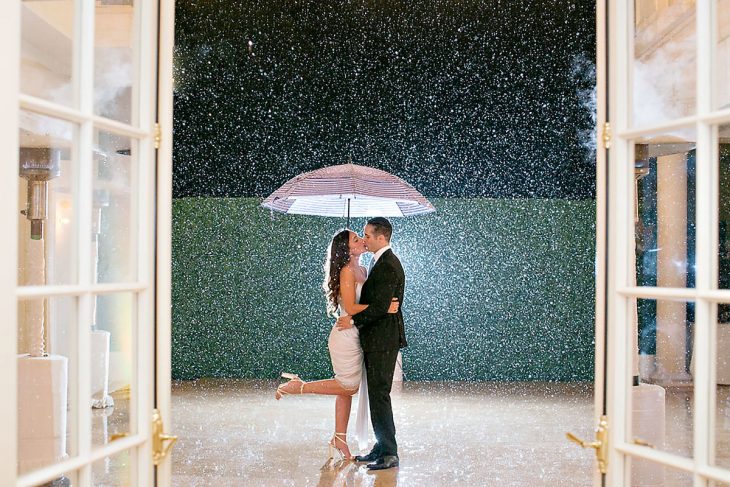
[261,163,435,227]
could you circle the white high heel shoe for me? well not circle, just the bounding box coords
[275,372,305,400]
[328,432,352,461]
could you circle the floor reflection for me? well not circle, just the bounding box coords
[90,389,131,485]
[316,460,399,487]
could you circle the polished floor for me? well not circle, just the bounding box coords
[83,380,730,486]
[25,380,730,485]
[170,380,597,486]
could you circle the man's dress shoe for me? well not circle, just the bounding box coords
[367,455,399,470]
[354,452,380,463]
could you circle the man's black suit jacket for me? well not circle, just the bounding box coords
[352,249,407,352]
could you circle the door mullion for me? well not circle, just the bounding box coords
[17,94,151,139]
[74,0,95,483]
[694,0,715,484]
[693,124,714,485]
[17,283,148,298]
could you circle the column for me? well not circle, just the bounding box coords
[653,152,692,383]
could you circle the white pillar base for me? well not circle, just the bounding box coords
[650,365,693,387]
[17,354,68,474]
[91,395,115,409]
[632,383,666,486]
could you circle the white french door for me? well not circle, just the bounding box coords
[0,0,175,485]
[593,1,730,485]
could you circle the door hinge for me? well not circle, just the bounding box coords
[152,408,178,466]
[567,415,609,474]
[154,122,162,150]
[602,122,612,149]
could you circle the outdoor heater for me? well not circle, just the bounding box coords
[17,147,68,477]
[19,147,61,241]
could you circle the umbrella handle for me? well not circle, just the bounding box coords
[346,198,350,228]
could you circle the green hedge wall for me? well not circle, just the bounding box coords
[172,197,596,381]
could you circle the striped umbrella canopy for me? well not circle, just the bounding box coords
[261,163,435,226]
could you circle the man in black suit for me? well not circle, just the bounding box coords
[336,217,406,471]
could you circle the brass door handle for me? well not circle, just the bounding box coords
[566,432,601,450]
[566,415,609,474]
[154,433,178,465]
[152,409,178,466]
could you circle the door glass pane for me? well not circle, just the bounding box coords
[95,0,137,124]
[91,292,136,449]
[92,449,133,486]
[634,128,697,290]
[17,296,78,475]
[633,298,694,459]
[715,303,730,470]
[18,111,77,286]
[664,464,693,486]
[717,0,730,111]
[627,456,694,486]
[93,131,137,284]
[20,0,75,107]
[633,0,696,127]
[720,123,730,289]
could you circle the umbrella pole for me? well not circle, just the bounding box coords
[346,199,350,229]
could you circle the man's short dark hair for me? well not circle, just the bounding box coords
[367,217,393,241]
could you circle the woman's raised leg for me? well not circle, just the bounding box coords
[302,379,358,396]
[276,377,357,398]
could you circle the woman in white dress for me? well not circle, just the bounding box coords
[274,229,399,461]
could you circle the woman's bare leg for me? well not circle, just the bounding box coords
[276,377,357,398]
[275,377,358,458]
[302,379,357,396]
[334,394,354,459]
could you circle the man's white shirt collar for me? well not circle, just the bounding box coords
[371,245,392,267]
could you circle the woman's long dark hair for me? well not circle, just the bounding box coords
[323,229,351,317]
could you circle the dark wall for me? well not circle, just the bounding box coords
[173,0,597,199]
[172,197,596,381]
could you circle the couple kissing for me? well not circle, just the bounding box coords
[275,217,406,471]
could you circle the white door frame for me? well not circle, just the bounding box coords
[602,1,730,485]
[1,0,175,484]
[155,0,177,484]
[0,0,21,481]
[593,1,608,486]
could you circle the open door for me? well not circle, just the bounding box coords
[566,1,609,485]
[574,1,730,486]
[2,0,176,485]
